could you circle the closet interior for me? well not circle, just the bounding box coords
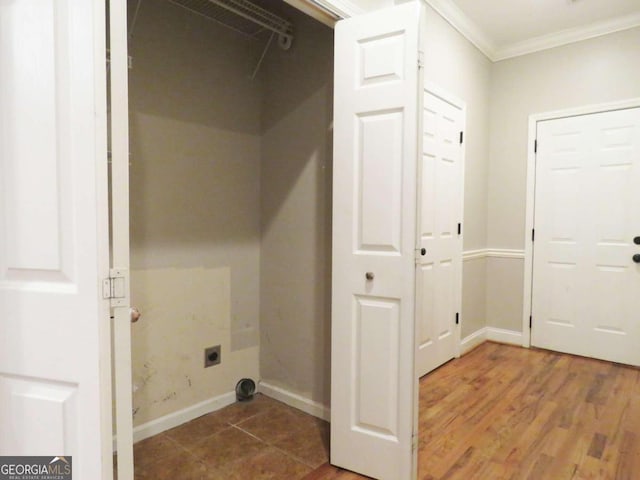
[126,0,333,445]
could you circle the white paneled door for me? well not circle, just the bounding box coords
[0,0,112,478]
[532,107,640,366]
[331,3,421,479]
[416,88,464,377]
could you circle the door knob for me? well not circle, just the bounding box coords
[130,307,141,323]
[421,248,426,256]
[633,254,640,264]
[634,237,640,245]
[365,272,375,280]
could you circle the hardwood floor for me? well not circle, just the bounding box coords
[131,342,640,479]
[310,342,640,479]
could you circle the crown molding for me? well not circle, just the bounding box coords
[423,0,640,63]
[424,0,497,60]
[493,11,640,61]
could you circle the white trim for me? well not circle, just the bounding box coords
[305,0,363,19]
[463,248,525,261]
[283,0,364,26]
[117,391,237,449]
[424,0,495,60]
[462,249,487,261]
[486,327,523,346]
[283,0,338,27]
[259,381,331,422]
[486,249,525,259]
[460,327,524,354]
[523,98,640,349]
[423,0,640,62]
[460,327,487,355]
[494,12,640,61]
[110,0,134,477]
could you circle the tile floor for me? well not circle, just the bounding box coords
[128,394,330,479]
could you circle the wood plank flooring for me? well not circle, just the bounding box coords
[132,342,640,479]
[309,342,640,480]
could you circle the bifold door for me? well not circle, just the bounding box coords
[532,107,640,366]
[0,0,113,477]
[331,3,421,479]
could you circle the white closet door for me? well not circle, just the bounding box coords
[416,88,464,378]
[331,3,421,479]
[0,0,112,478]
[532,107,640,366]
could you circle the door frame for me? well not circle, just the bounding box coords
[521,97,640,348]
[109,0,134,479]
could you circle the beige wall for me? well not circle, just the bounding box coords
[130,268,259,426]
[129,0,335,419]
[423,5,492,338]
[129,0,264,350]
[487,27,640,332]
[128,0,264,425]
[259,5,334,407]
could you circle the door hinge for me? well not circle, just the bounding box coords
[460,131,464,144]
[458,223,462,235]
[418,51,424,69]
[455,312,460,325]
[534,139,538,153]
[412,431,418,452]
[532,228,535,242]
[102,268,130,307]
[529,315,533,329]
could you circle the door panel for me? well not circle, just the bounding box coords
[0,0,111,477]
[416,90,464,377]
[331,3,421,479]
[532,108,640,366]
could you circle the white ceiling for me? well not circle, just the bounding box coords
[427,0,640,61]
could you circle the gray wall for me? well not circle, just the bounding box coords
[423,5,492,338]
[487,26,640,332]
[259,5,334,407]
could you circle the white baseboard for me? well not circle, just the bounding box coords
[460,326,523,354]
[486,327,523,346]
[460,327,488,354]
[114,390,237,449]
[259,381,330,422]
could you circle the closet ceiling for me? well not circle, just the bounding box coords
[429,0,640,60]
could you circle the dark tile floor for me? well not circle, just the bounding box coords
[128,394,330,479]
